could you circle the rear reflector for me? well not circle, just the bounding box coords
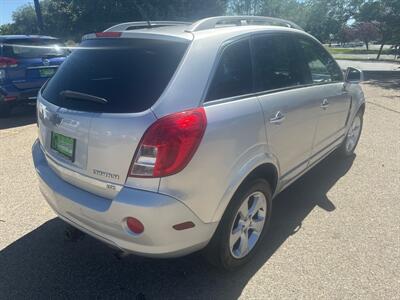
[129,108,207,178]
[95,32,122,38]
[126,217,144,234]
[4,95,17,102]
[173,221,195,231]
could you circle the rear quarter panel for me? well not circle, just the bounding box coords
[158,96,277,223]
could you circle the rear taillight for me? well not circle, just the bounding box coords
[129,108,207,178]
[4,95,17,101]
[95,32,122,38]
[0,57,18,68]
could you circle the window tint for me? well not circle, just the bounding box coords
[252,34,306,92]
[206,39,252,101]
[42,38,188,113]
[297,37,343,84]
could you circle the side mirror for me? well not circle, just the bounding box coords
[345,67,364,83]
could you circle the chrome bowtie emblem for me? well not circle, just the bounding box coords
[49,113,63,127]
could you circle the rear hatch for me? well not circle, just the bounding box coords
[2,38,67,90]
[38,37,188,197]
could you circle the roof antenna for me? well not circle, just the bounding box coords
[133,3,151,28]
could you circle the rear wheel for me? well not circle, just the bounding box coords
[0,103,12,118]
[204,178,272,271]
[338,111,363,156]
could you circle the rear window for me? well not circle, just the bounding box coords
[206,39,252,101]
[42,38,188,113]
[2,38,68,59]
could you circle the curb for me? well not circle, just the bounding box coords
[363,70,400,80]
[342,69,400,80]
[335,58,400,64]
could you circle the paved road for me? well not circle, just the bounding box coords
[0,81,399,299]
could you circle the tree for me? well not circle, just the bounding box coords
[228,0,264,15]
[5,0,228,40]
[0,23,15,35]
[356,0,400,59]
[336,25,356,45]
[5,0,398,51]
[303,0,353,43]
[354,22,379,50]
[11,4,40,35]
[227,0,309,31]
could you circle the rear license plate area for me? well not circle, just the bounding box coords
[51,132,76,161]
[39,68,56,78]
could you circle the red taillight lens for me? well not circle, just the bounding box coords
[95,32,122,38]
[4,95,17,102]
[129,108,207,178]
[0,57,18,68]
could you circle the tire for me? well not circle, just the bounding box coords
[204,178,272,271]
[338,110,364,156]
[0,103,11,118]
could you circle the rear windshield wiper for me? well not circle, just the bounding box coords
[42,54,65,58]
[60,90,108,104]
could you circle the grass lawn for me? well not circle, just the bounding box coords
[326,47,394,55]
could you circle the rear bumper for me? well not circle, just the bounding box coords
[32,140,218,258]
[0,84,39,104]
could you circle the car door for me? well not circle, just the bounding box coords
[295,36,351,163]
[160,38,269,222]
[252,33,320,185]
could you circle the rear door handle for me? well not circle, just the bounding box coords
[269,111,285,124]
[321,98,329,109]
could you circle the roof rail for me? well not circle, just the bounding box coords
[104,21,191,32]
[188,16,303,32]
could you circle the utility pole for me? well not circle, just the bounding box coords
[33,0,44,33]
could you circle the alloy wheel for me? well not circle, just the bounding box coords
[346,115,362,153]
[229,191,267,259]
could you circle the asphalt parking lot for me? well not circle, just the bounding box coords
[0,80,399,299]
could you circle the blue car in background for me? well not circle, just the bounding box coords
[0,35,68,117]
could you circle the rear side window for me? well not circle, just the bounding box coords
[42,38,188,113]
[2,39,67,59]
[252,34,306,93]
[206,39,252,101]
[297,37,343,84]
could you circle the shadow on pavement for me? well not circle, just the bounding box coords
[0,153,355,299]
[0,106,36,130]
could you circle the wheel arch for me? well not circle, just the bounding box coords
[240,163,279,195]
[211,160,279,223]
[358,102,366,114]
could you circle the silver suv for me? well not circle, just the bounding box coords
[32,16,365,270]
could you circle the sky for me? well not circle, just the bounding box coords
[0,0,31,25]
